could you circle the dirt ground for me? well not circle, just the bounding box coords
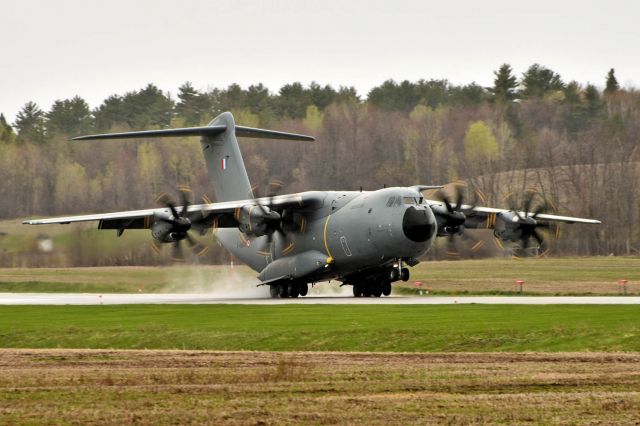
[1,350,639,425]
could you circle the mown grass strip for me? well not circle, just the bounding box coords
[0,304,638,352]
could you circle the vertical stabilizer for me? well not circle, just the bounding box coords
[201,112,253,202]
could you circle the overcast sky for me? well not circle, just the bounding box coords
[2,0,639,123]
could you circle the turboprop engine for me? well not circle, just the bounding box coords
[237,204,281,237]
[151,211,191,243]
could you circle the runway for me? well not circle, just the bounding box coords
[1,293,640,305]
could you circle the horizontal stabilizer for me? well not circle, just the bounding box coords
[72,125,315,142]
[72,126,227,140]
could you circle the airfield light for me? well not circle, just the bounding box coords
[516,280,525,294]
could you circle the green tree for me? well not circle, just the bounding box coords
[520,64,564,98]
[605,68,619,94]
[219,83,247,111]
[0,114,16,144]
[562,81,583,133]
[46,96,92,137]
[490,63,518,103]
[449,83,489,106]
[308,82,337,110]
[245,83,274,121]
[368,80,421,112]
[415,79,450,109]
[276,82,310,118]
[121,84,174,129]
[335,86,360,104]
[93,95,126,131]
[464,121,498,163]
[14,101,46,143]
[583,84,603,119]
[175,82,212,126]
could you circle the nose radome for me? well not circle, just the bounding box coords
[403,207,436,242]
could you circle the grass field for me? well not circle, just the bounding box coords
[1,349,639,425]
[1,305,639,352]
[1,256,638,295]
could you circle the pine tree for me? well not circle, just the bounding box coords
[605,68,619,94]
[46,96,92,136]
[14,101,46,143]
[491,64,518,103]
[175,82,211,126]
[520,64,564,98]
[0,113,16,144]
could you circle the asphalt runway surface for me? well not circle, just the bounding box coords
[1,293,640,305]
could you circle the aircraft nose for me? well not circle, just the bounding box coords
[403,207,436,242]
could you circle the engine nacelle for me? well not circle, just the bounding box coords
[151,212,191,243]
[494,211,536,242]
[431,204,466,236]
[237,204,280,237]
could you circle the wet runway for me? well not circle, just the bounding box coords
[1,293,640,305]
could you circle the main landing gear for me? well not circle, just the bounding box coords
[351,263,410,298]
[352,280,391,297]
[269,282,308,298]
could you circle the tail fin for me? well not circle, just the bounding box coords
[72,112,314,202]
[202,112,252,202]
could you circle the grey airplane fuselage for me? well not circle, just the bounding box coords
[215,186,437,283]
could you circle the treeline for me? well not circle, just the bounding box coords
[1,63,638,257]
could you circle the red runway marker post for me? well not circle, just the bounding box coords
[619,279,628,295]
[516,280,525,294]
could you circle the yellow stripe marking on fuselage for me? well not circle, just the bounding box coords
[323,214,333,258]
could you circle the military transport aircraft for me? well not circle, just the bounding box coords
[24,112,600,298]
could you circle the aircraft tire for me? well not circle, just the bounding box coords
[288,282,299,298]
[353,284,362,297]
[299,283,308,297]
[382,281,392,296]
[278,283,289,298]
[401,267,410,282]
[269,285,279,298]
[372,283,383,298]
[362,286,372,297]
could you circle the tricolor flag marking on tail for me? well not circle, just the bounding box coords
[221,156,229,171]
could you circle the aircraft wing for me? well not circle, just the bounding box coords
[23,192,323,231]
[426,200,601,226]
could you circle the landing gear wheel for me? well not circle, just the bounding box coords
[288,282,299,298]
[299,283,308,297]
[269,285,279,298]
[389,269,400,281]
[278,283,289,298]
[401,267,410,282]
[372,283,383,298]
[382,281,392,296]
[362,286,372,297]
[353,284,363,297]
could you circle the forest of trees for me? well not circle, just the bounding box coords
[1,63,638,259]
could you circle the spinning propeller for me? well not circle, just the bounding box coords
[497,189,559,257]
[151,186,210,262]
[245,180,306,255]
[433,183,486,258]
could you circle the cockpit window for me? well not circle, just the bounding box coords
[386,197,395,207]
[403,197,424,205]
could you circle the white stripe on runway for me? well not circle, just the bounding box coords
[1,293,640,305]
